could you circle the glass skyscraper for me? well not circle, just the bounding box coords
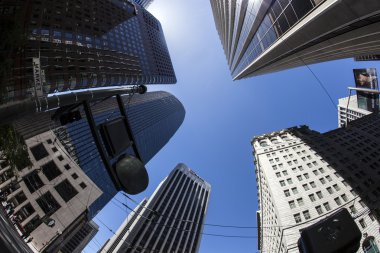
[51,91,185,218]
[0,0,175,105]
[210,0,380,78]
[133,0,154,8]
[99,163,211,253]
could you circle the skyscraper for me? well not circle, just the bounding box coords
[100,163,211,253]
[52,91,186,218]
[252,116,380,252]
[210,0,380,79]
[338,95,371,127]
[133,0,154,8]
[0,0,175,105]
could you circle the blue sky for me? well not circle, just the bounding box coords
[84,1,380,252]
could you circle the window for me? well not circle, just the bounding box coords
[280,180,285,186]
[307,163,312,168]
[334,197,342,206]
[351,190,358,197]
[292,187,298,194]
[278,163,283,168]
[327,187,333,194]
[287,178,293,184]
[46,139,52,144]
[309,194,316,202]
[316,191,323,199]
[341,194,348,202]
[272,165,278,170]
[359,218,367,228]
[294,213,302,223]
[359,200,366,208]
[333,184,340,191]
[297,175,303,181]
[289,201,296,209]
[349,205,357,214]
[269,159,274,164]
[55,180,78,202]
[298,166,304,171]
[57,155,64,161]
[313,170,318,175]
[23,215,42,234]
[79,182,87,189]
[369,213,375,221]
[275,158,280,162]
[71,173,78,179]
[319,178,326,184]
[303,210,311,220]
[304,173,309,179]
[64,164,71,170]
[36,192,61,215]
[316,206,323,215]
[41,161,62,181]
[326,175,332,182]
[323,202,331,211]
[310,181,316,188]
[303,184,309,191]
[312,161,318,166]
[282,170,288,176]
[23,171,44,193]
[52,147,58,153]
[276,172,281,178]
[30,144,49,161]
[319,168,325,173]
[297,198,304,206]
[284,190,290,197]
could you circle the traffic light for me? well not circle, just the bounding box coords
[59,110,82,125]
[298,208,362,253]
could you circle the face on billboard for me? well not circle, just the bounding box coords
[353,68,379,112]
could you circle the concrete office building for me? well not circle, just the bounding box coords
[338,95,371,127]
[0,130,102,252]
[100,163,211,253]
[252,115,380,252]
[210,0,380,78]
[0,0,175,105]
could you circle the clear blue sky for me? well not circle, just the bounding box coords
[84,1,380,252]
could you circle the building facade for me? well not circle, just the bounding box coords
[252,116,380,252]
[210,0,380,79]
[58,220,99,253]
[0,130,102,252]
[0,0,175,105]
[338,95,371,127]
[100,163,211,253]
[133,0,154,8]
[52,91,186,218]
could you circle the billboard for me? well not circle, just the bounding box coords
[353,68,379,112]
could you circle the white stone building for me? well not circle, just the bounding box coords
[252,116,380,253]
[338,95,371,128]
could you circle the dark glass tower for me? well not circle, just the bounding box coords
[100,163,211,253]
[53,91,185,218]
[0,0,175,104]
[210,0,380,78]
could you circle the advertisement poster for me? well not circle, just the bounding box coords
[353,68,379,112]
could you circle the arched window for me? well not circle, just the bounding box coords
[363,236,380,253]
[271,138,280,144]
[260,141,268,147]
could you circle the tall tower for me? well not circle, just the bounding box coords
[100,163,211,253]
[133,0,154,8]
[0,0,175,105]
[52,91,186,218]
[252,117,380,252]
[210,0,380,78]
